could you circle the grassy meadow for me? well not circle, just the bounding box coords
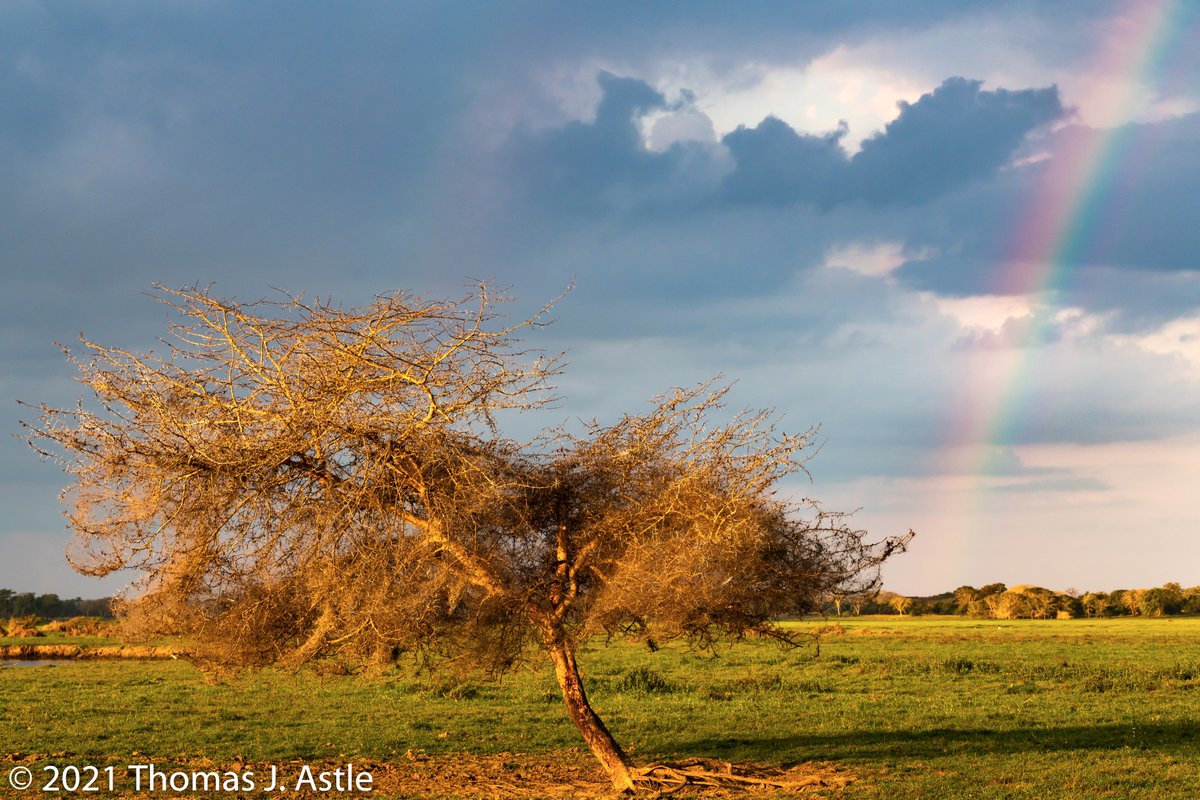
[3,616,1199,798]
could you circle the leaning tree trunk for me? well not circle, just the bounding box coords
[544,630,636,792]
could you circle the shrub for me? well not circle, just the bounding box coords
[615,667,675,694]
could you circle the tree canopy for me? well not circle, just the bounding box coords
[24,284,911,791]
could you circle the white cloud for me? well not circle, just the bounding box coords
[709,8,1200,135]
[621,6,1194,160]
[1113,315,1200,376]
[649,54,928,153]
[822,241,908,278]
[930,294,1036,332]
[644,106,717,150]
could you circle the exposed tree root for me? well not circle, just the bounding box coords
[631,758,854,795]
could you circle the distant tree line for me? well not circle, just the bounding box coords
[828,582,1200,619]
[8,581,1197,623]
[0,589,113,619]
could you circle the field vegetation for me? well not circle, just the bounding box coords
[3,616,1198,798]
[849,582,1200,619]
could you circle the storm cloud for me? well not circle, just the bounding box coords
[511,74,1065,213]
[2,2,1199,596]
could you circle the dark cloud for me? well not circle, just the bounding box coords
[720,117,848,207]
[489,71,1197,336]
[1067,267,1200,332]
[0,2,507,388]
[717,78,1064,208]
[510,72,671,212]
[892,113,1200,326]
[510,74,1063,215]
[1060,115,1200,273]
[849,77,1063,204]
[2,1,1199,597]
[0,2,510,279]
[465,1,1128,77]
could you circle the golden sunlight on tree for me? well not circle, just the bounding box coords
[22,284,912,793]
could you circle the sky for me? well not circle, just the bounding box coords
[3,1,1199,599]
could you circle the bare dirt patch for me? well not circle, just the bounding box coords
[370,751,853,798]
[2,752,855,799]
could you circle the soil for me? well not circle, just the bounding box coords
[1,751,855,799]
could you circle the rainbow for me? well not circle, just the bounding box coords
[938,0,1190,572]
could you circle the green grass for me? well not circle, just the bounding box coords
[2,617,1199,798]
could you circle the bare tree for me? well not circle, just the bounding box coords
[23,285,912,792]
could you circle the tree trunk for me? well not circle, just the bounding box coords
[545,633,636,792]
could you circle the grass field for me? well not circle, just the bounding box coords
[3,617,1199,798]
